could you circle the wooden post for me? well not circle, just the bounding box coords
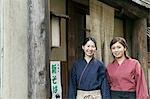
[28,0,48,98]
[132,18,148,82]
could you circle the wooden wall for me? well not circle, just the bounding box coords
[132,18,149,84]
[148,52,150,67]
[89,0,114,65]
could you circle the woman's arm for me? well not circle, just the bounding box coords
[135,61,149,99]
[99,64,110,99]
[68,63,77,99]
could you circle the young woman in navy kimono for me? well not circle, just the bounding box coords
[107,37,148,99]
[68,37,110,99]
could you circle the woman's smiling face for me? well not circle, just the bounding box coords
[111,42,126,59]
[82,40,96,58]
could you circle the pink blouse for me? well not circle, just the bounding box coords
[107,58,149,99]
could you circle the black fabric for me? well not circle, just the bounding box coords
[111,90,136,99]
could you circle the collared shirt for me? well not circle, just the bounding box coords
[68,58,110,99]
[107,58,148,99]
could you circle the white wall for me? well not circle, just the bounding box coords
[0,0,4,98]
[1,0,28,99]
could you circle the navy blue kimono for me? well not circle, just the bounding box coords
[68,58,110,99]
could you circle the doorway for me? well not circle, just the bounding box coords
[67,1,88,70]
[65,1,89,98]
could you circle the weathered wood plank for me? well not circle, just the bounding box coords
[148,52,150,67]
[28,0,48,98]
[132,18,148,81]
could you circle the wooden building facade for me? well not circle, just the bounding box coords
[49,0,150,98]
[60,0,150,98]
[0,0,150,99]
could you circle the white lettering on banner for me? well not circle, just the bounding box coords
[50,61,62,99]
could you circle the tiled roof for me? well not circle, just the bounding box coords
[132,0,150,8]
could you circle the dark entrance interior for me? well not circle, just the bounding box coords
[61,1,89,98]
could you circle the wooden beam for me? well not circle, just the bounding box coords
[98,0,149,18]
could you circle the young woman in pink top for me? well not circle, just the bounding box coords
[107,37,149,99]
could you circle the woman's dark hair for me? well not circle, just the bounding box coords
[82,37,97,50]
[110,37,129,59]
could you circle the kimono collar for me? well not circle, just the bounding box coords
[113,58,128,66]
[83,57,95,64]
